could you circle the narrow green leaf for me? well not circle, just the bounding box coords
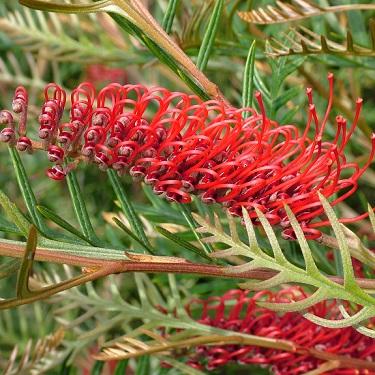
[269,52,304,98]
[319,193,360,292]
[37,205,96,246]
[133,202,186,225]
[0,259,21,280]
[239,271,288,290]
[253,66,271,108]
[258,289,328,312]
[209,247,240,258]
[159,356,206,375]
[191,212,210,229]
[304,305,375,329]
[9,148,47,232]
[277,56,305,85]
[135,355,150,375]
[0,189,30,235]
[168,274,188,318]
[254,208,289,265]
[284,204,320,276]
[241,207,266,258]
[368,202,375,234]
[242,40,256,115]
[273,85,302,111]
[59,354,73,375]
[225,215,243,251]
[66,170,102,245]
[278,105,299,126]
[136,273,167,308]
[9,148,77,243]
[90,360,105,375]
[162,0,180,34]
[338,302,375,337]
[0,217,22,235]
[213,212,224,234]
[196,0,224,71]
[154,226,213,261]
[267,49,305,118]
[340,225,375,270]
[113,360,130,375]
[108,169,155,255]
[180,205,215,256]
[351,326,375,339]
[134,273,152,309]
[224,259,267,273]
[112,217,155,254]
[16,226,37,298]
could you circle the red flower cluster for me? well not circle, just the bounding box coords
[1,74,374,239]
[170,288,375,374]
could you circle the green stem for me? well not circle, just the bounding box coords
[19,0,231,106]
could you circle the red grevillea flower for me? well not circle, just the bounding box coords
[167,287,375,374]
[0,74,374,240]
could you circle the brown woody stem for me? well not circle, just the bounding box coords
[1,241,375,290]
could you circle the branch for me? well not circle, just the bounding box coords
[1,235,375,311]
[18,0,231,106]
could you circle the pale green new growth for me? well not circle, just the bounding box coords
[193,199,375,336]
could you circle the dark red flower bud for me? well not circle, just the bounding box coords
[16,137,33,154]
[47,145,65,163]
[46,165,66,180]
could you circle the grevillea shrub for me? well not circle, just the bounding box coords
[1,74,374,240]
[164,287,375,374]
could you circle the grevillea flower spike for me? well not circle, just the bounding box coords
[1,73,374,240]
[166,287,375,374]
